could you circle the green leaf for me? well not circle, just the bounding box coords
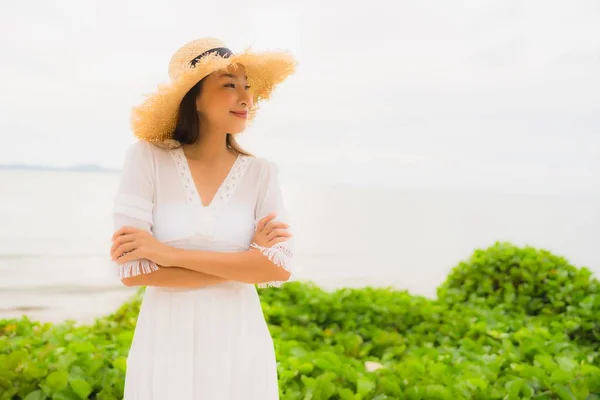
[46,371,69,391]
[357,377,375,396]
[426,384,450,398]
[554,385,577,400]
[298,362,314,374]
[70,379,92,399]
[380,377,403,396]
[314,358,334,371]
[68,341,96,353]
[535,354,557,371]
[338,388,356,400]
[551,369,574,384]
[505,378,524,397]
[51,387,80,400]
[466,378,488,391]
[24,390,47,400]
[555,357,578,373]
[112,357,127,373]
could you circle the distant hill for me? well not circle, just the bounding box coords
[0,164,120,173]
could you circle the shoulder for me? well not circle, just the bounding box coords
[124,140,175,164]
[124,140,154,159]
[250,156,280,175]
[121,140,162,173]
[246,156,283,189]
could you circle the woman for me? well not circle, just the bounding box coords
[108,37,297,399]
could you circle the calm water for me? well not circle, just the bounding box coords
[1,169,599,323]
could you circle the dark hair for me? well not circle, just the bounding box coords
[172,78,253,156]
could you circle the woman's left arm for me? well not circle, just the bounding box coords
[169,247,290,284]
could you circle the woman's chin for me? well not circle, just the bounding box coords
[227,123,248,134]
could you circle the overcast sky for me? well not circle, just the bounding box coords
[1,0,599,187]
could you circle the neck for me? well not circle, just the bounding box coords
[182,125,235,162]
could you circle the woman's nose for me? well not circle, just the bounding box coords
[239,90,252,107]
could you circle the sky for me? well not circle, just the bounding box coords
[1,0,599,188]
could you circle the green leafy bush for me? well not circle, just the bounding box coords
[1,242,599,399]
[438,241,600,345]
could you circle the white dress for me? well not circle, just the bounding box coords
[108,140,295,400]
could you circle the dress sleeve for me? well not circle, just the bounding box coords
[252,160,295,288]
[108,141,160,281]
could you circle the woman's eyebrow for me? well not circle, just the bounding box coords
[219,73,248,80]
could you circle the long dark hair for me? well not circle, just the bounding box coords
[172,78,253,156]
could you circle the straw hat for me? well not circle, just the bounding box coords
[131,37,297,147]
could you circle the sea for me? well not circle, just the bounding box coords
[1,168,599,324]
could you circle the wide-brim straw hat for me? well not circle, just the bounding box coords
[131,37,297,148]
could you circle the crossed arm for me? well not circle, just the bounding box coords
[112,214,292,289]
[118,246,290,288]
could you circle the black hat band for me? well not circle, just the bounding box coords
[189,47,233,67]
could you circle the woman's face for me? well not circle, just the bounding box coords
[195,64,253,134]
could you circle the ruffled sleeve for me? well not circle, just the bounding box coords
[253,160,295,288]
[108,141,160,281]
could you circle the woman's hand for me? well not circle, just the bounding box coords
[251,213,293,249]
[110,226,176,267]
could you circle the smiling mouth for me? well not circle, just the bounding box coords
[230,111,248,119]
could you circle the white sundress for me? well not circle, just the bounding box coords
[107,140,295,400]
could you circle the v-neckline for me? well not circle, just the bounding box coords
[173,148,242,210]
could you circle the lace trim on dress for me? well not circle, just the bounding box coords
[116,258,160,278]
[217,155,250,207]
[251,242,293,288]
[170,149,202,207]
[170,149,250,210]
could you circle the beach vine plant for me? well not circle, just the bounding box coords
[1,242,599,399]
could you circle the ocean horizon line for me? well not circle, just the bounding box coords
[0,164,120,173]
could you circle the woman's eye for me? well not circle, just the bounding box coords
[224,83,251,90]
